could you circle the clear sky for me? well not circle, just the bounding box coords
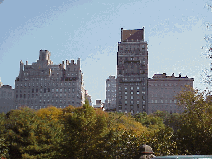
[0,0,212,105]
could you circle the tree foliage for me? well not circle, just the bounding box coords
[3,88,212,158]
[175,86,212,155]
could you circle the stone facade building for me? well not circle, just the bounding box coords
[105,75,116,111]
[0,84,15,113]
[116,28,148,114]
[148,73,194,114]
[14,50,85,110]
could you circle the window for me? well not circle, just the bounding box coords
[155,100,157,103]
[125,91,127,95]
[131,96,133,99]
[131,91,133,94]
[131,87,133,90]
[125,96,127,100]
[137,91,139,95]
[137,86,139,90]
[125,86,127,90]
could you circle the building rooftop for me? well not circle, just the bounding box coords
[150,73,194,80]
[121,28,144,42]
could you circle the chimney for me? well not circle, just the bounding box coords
[66,60,69,65]
[121,28,123,42]
[77,58,80,68]
[26,61,28,65]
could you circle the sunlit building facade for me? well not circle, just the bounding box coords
[14,50,85,110]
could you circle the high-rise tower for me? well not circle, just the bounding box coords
[116,28,148,114]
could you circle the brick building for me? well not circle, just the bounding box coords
[116,28,148,114]
[148,73,194,114]
[14,50,85,110]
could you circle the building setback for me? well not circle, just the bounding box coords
[116,28,148,114]
[105,75,116,111]
[14,50,85,110]
[148,73,194,114]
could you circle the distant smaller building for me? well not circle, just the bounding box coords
[148,73,194,114]
[85,90,92,106]
[105,76,116,111]
[93,100,104,110]
[0,77,3,87]
[0,84,15,113]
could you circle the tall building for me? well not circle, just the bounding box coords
[116,28,148,114]
[148,73,194,114]
[0,85,15,113]
[14,50,85,110]
[105,75,116,111]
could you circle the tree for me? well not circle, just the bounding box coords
[202,2,212,85]
[60,104,109,158]
[4,107,64,158]
[175,86,212,155]
[0,113,8,159]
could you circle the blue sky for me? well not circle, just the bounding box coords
[0,0,212,104]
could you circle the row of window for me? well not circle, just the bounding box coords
[16,105,76,110]
[121,77,146,81]
[0,91,13,97]
[149,83,191,87]
[17,88,78,94]
[119,44,146,50]
[16,81,77,87]
[119,91,146,95]
[151,94,174,98]
[16,99,81,105]
[119,100,145,105]
[16,93,80,99]
[150,99,177,103]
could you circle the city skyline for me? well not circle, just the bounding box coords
[0,0,211,104]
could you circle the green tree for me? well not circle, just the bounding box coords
[175,86,212,155]
[4,107,64,158]
[60,104,109,158]
[0,113,8,159]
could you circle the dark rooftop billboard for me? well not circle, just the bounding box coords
[122,28,144,42]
